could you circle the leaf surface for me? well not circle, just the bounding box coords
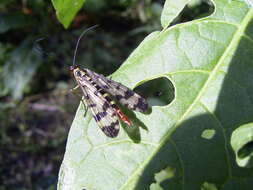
[58,0,253,189]
[51,0,86,28]
[161,0,191,28]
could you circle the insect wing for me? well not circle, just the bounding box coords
[86,69,148,113]
[84,87,120,138]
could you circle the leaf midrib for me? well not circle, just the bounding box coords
[118,8,253,190]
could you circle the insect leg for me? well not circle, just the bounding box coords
[70,85,80,92]
[81,97,88,117]
[80,87,89,117]
[70,85,88,115]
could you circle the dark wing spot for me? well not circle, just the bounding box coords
[102,85,109,89]
[90,81,97,86]
[134,98,148,112]
[124,90,134,99]
[81,75,86,81]
[94,112,107,121]
[115,95,124,100]
[93,115,98,122]
[110,102,117,109]
[116,84,121,90]
[102,102,110,111]
[83,94,89,99]
[101,121,119,137]
[100,91,113,103]
[104,95,112,103]
[88,103,96,108]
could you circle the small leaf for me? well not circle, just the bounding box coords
[3,39,42,99]
[231,123,253,168]
[51,0,86,28]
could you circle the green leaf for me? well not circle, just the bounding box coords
[3,39,42,99]
[58,0,253,189]
[51,0,86,28]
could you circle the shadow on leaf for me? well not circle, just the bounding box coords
[134,14,253,190]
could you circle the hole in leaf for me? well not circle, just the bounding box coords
[201,129,216,140]
[150,166,175,190]
[238,141,253,159]
[154,166,175,181]
[134,77,175,107]
[231,123,253,168]
[201,182,218,190]
[172,0,214,25]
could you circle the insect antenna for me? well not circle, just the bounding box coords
[72,25,99,67]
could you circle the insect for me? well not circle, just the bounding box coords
[70,26,148,137]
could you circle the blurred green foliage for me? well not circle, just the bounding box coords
[0,0,213,189]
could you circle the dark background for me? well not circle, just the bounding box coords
[0,0,213,189]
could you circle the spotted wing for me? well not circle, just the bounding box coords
[84,87,120,138]
[86,69,148,113]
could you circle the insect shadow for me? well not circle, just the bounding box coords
[119,105,149,143]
